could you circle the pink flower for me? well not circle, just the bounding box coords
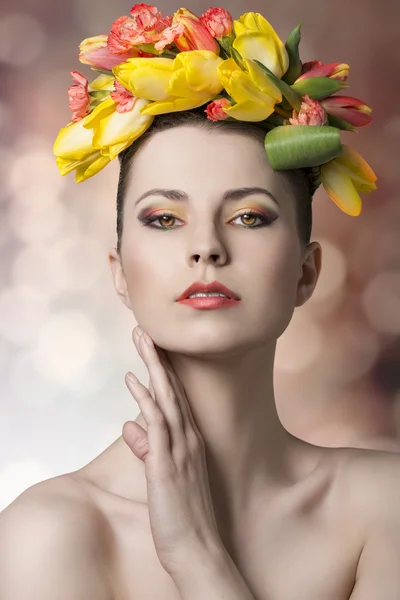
[297,61,349,82]
[288,94,328,126]
[320,95,372,127]
[205,98,232,122]
[79,34,140,70]
[108,15,147,53]
[129,4,170,29]
[154,22,185,50]
[108,5,172,54]
[110,80,137,113]
[68,71,90,122]
[200,7,233,38]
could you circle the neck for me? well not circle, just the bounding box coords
[136,341,317,532]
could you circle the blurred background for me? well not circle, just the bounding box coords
[0,0,399,511]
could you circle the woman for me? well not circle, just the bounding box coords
[1,6,399,600]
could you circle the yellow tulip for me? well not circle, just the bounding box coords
[83,96,154,160]
[232,12,289,79]
[89,73,115,92]
[53,115,111,183]
[320,145,377,216]
[113,50,224,116]
[217,57,282,121]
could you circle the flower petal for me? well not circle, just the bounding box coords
[53,117,94,160]
[245,58,281,100]
[91,98,154,159]
[232,12,289,77]
[320,159,363,216]
[335,144,377,191]
[224,100,275,121]
[84,97,117,129]
[234,32,286,78]
[140,95,214,115]
[75,154,111,182]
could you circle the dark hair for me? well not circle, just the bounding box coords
[116,107,314,253]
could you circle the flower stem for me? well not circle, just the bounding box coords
[274,106,291,119]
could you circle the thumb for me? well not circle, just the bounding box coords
[122,421,149,461]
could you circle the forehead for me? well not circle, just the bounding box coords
[128,125,287,201]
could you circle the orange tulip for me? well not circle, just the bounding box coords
[320,145,377,216]
[172,8,220,53]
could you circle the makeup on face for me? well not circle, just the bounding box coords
[134,187,280,229]
[133,186,280,209]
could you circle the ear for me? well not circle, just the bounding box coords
[295,241,322,307]
[108,248,132,310]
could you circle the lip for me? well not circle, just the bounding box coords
[176,280,241,302]
[177,296,240,310]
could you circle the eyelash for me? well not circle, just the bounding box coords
[140,210,276,230]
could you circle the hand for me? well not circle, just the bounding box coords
[122,326,222,578]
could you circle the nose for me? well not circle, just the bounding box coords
[186,224,228,267]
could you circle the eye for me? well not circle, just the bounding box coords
[140,210,276,230]
[140,212,184,230]
[230,210,276,228]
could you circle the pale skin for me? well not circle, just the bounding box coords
[0,125,400,600]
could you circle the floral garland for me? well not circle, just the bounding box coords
[53,5,377,216]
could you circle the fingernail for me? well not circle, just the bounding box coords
[136,326,143,337]
[144,333,154,347]
[126,372,138,384]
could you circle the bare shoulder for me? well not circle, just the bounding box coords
[330,448,400,598]
[336,447,400,519]
[0,474,112,600]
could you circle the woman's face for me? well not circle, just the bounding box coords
[111,125,313,356]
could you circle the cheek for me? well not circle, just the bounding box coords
[246,238,300,333]
[254,235,300,297]
[122,242,178,313]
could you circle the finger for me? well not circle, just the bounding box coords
[122,420,149,461]
[125,373,172,463]
[136,331,186,442]
[154,346,202,439]
[135,329,202,440]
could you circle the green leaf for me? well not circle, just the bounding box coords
[230,46,246,70]
[265,113,286,127]
[255,120,275,131]
[135,42,164,56]
[89,90,111,99]
[253,59,302,112]
[282,23,303,86]
[90,67,114,76]
[276,97,293,113]
[264,125,343,169]
[162,49,179,59]
[327,114,357,132]
[291,77,348,99]
[218,35,234,55]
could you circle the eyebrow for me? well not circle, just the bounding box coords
[133,186,279,207]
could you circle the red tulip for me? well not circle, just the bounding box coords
[296,61,349,82]
[320,95,372,127]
